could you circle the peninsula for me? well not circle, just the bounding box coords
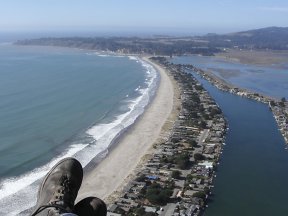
[103,57,227,215]
[14,26,288,215]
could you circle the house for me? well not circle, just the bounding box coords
[144,206,157,213]
[146,175,159,180]
[185,204,199,216]
[107,204,118,212]
[198,161,213,169]
[184,190,198,197]
[107,213,121,216]
[174,179,185,188]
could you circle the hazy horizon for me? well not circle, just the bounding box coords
[1,25,287,44]
[1,0,288,40]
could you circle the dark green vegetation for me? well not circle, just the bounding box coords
[16,37,219,56]
[16,27,288,56]
[144,183,173,205]
[193,69,288,216]
[109,57,227,215]
[202,26,288,50]
[171,170,181,179]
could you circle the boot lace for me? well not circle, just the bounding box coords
[31,175,77,216]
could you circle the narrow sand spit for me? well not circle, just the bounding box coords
[77,56,180,203]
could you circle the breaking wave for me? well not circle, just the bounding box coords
[0,56,159,215]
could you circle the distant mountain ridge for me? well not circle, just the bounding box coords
[201,26,288,50]
[230,26,288,36]
[16,27,288,56]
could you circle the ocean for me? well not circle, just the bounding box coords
[0,44,158,215]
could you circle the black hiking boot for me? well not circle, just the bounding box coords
[74,197,107,216]
[31,157,83,216]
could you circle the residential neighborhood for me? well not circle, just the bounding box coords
[106,57,227,215]
[184,64,288,145]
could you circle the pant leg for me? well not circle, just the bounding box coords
[60,213,78,216]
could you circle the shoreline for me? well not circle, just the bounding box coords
[184,64,288,144]
[106,57,228,215]
[77,56,181,202]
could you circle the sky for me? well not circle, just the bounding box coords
[0,0,288,36]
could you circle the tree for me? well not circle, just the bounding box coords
[134,208,158,216]
[279,101,285,107]
[194,153,205,161]
[279,97,286,107]
[188,139,197,148]
[209,107,222,116]
[136,174,146,182]
[190,112,198,118]
[195,84,204,91]
[135,207,146,215]
[204,186,210,194]
[171,170,181,179]
[203,113,210,120]
[191,94,200,103]
[199,120,207,129]
[175,152,190,169]
[192,191,206,199]
[144,213,158,216]
[270,100,276,106]
[145,183,172,205]
[186,174,193,182]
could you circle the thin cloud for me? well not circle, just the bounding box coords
[259,6,288,12]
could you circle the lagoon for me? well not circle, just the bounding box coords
[172,56,288,99]
[190,72,288,215]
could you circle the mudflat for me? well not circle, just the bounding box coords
[216,49,288,67]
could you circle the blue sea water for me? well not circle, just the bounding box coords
[172,55,288,99]
[0,44,158,215]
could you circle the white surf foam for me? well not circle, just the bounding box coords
[97,54,110,57]
[90,52,126,58]
[84,57,158,158]
[0,143,88,215]
[0,55,159,215]
[68,56,158,174]
[0,143,88,200]
[128,56,138,61]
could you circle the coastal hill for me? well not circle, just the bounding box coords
[16,26,288,55]
[201,26,288,50]
[16,36,220,56]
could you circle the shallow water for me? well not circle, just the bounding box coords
[172,56,288,99]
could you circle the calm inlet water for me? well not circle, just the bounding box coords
[0,44,158,215]
[190,72,288,215]
[172,56,288,99]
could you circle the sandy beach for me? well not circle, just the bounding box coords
[77,57,180,202]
